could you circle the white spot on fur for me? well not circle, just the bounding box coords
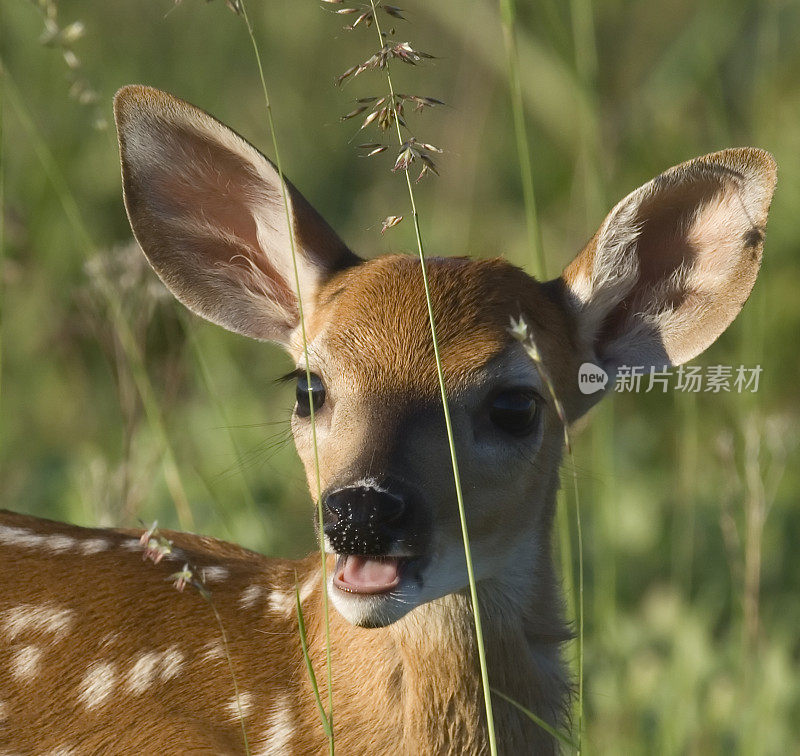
[202,565,229,583]
[11,645,43,681]
[268,589,294,615]
[200,639,225,663]
[125,647,185,695]
[43,534,77,552]
[79,538,110,555]
[100,631,121,649]
[78,661,116,710]
[45,747,78,756]
[226,690,254,721]
[160,646,185,681]
[120,539,143,552]
[0,525,47,549]
[299,575,316,604]
[2,604,74,641]
[268,577,315,617]
[0,526,79,553]
[253,694,294,755]
[239,584,266,610]
[125,652,160,695]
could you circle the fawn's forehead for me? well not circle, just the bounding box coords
[305,255,562,395]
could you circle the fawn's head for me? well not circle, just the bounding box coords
[114,85,776,628]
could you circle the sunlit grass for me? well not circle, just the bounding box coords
[363,1,499,751]
[498,0,546,280]
[498,2,587,748]
[236,1,335,750]
[295,576,334,742]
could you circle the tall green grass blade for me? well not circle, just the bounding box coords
[497,5,587,749]
[567,1,598,748]
[366,3,498,753]
[295,577,334,739]
[556,491,576,619]
[181,316,270,546]
[592,402,616,630]
[236,4,335,751]
[671,391,697,591]
[570,442,584,752]
[510,320,583,752]
[498,0,546,279]
[569,0,598,90]
[491,687,579,750]
[204,592,251,755]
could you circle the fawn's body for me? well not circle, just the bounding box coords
[0,510,563,754]
[0,85,776,754]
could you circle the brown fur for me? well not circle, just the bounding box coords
[0,510,561,754]
[311,255,575,397]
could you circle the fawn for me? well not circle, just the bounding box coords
[0,85,776,754]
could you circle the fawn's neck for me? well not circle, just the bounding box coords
[304,545,567,754]
[388,577,567,754]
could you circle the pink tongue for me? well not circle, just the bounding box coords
[336,556,401,594]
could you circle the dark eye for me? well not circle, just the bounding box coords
[489,390,539,437]
[296,372,326,418]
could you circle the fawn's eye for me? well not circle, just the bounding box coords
[489,390,539,437]
[296,372,326,418]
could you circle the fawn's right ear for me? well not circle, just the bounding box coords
[114,85,360,346]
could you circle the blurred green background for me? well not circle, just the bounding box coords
[2,0,799,752]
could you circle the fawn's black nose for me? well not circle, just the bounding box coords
[323,484,408,555]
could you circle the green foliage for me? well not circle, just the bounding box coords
[2,0,799,751]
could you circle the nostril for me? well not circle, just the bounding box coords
[379,492,405,523]
[324,491,347,525]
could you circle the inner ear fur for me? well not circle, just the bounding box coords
[114,85,359,346]
[561,148,777,374]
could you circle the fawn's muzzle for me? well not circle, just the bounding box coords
[323,483,410,555]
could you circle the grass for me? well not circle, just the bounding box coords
[3,0,799,752]
[511,318,585,750]
[204,590,250,755]
[499,1,588,746]
[498,0,546,280]
[237,0,335,749]
[340,2,500,749]
[2,64,195,531]
[294,576,334,741]
[491,687,579,750]
[139,526,251,754]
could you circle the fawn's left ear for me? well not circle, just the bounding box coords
[114,85,360,347]
[559,147,777,407]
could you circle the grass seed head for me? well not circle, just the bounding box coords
[26,0,106,128]
[381,215,403,233]
[325,0,444,221]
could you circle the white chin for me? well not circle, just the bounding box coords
[328,574,421,628]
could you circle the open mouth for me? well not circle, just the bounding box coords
[333,554,414,595]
